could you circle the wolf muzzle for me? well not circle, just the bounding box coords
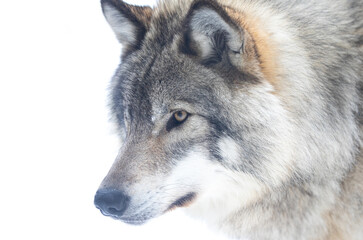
[94,189,130,219]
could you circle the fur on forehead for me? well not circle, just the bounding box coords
[153,0,195,17]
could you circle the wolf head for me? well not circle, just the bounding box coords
[94,0,296,225]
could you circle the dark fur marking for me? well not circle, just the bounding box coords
[206,116,230,162]
[111,75,128,129]
[201,30,227,66]
[208,134,224,161]
[121,56,158,136]
[179,31,198,56]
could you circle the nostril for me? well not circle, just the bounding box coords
[94,189,130,218]
[107,207,123,215]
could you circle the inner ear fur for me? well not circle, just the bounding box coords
[181,1,244,63]
[181,0,261,77]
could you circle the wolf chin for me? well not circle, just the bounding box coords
[94,0,363,239]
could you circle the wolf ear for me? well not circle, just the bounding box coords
[101,0,152,53]
[182,1,245,65]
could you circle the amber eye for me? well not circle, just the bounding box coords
[174,110,188,122]
[166,110,189,132]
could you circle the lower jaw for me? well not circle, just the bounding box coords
[121,218,149,225]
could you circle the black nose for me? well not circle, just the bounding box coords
[94,189,130,218]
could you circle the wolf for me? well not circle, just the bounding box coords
[94,0,363,239]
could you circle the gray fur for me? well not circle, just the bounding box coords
[96,0,363,239]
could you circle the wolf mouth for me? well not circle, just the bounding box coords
[168,192,197,211]
[118,193,197,225]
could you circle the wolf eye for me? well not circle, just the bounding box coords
[174,111,188,122]
[166,110,189,132]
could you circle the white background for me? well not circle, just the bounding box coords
[0,0,229,239]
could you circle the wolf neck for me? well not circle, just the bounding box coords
[183,1,362,239]
[184,155,363,240]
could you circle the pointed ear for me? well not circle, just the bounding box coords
[101,0,152,53]
[182,1,245,65]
